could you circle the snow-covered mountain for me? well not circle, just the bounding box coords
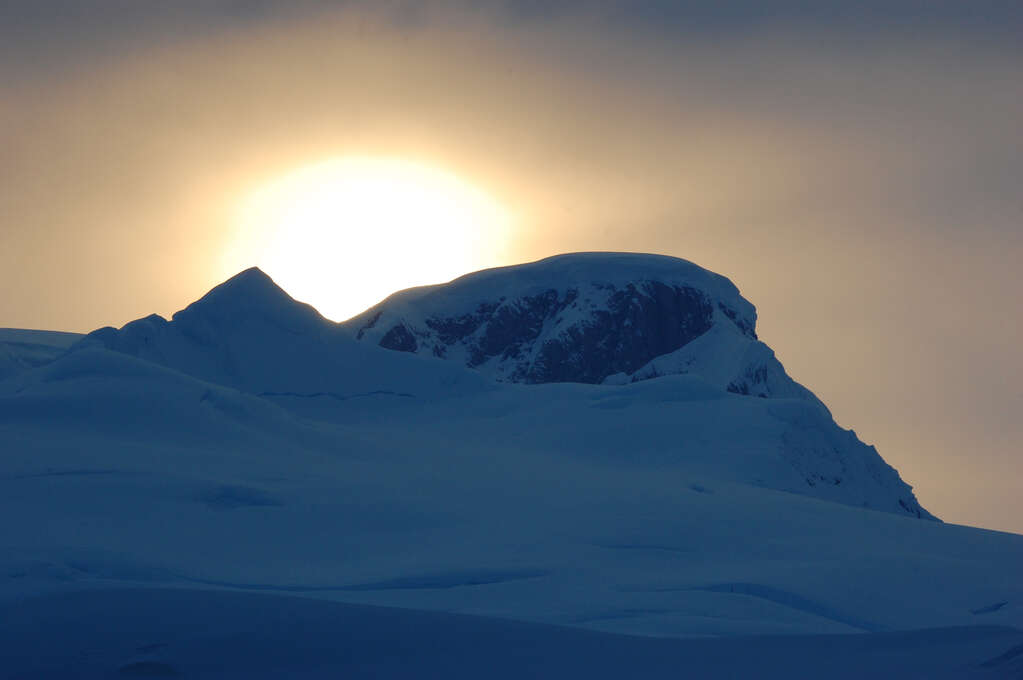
[346,252,931,519]
[74,267,489,400]
[346,253,817,403]
[73,255,930,519]
[3,253,1022,677]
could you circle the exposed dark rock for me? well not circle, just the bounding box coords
[475,291,559,368]
[718,302,757,339]
[371,281,713,385]
[727,364,770,397]
[379,324,418,352]
[425,301,498,347]
[523,283,713,383]
[356,311,382,340]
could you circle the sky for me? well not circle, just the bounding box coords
[2,1,1021,533]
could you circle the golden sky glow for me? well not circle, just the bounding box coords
[224,157,512,320]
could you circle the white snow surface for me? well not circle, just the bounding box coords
[2,254,1022,677]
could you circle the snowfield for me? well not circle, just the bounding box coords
[0,328,82,381]
[1,254,1021,678]
[3,589,1022,679]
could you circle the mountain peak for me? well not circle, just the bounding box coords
[226,265,273,285]
[179,267,287,312]
[77,266,330,370]
[169,266,326,333]
[337,251,933,520]
[345,251,765,387]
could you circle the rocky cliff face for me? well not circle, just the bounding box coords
[345,252,823,408]
[369,280,715,383]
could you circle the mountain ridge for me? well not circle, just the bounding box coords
[64,252,934,521]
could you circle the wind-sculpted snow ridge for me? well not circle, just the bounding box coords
[345,252,821,405]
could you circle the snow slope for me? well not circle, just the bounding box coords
[2,351,1020,643]
[2,254,1021,677]
[3,588,1021,679]
[0,327,82,380]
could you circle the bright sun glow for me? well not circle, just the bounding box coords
[224,157,512,320]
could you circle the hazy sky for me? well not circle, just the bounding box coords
[2,1,1021,533]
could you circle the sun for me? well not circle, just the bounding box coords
[224,157,512,321]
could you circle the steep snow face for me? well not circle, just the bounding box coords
[345,253,815,406]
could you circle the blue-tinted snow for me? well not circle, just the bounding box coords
[1,255,1021,677]
[0,327,82,380]
[2,588,1021,679]
[4,335,1020,635]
